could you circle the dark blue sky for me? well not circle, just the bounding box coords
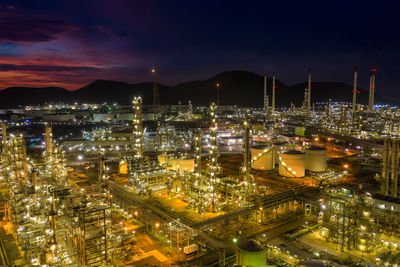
[0,0,399,98]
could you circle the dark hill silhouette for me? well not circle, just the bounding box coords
[0,86,71,106]
[162,71,290,107]
[0,71,396,107]
[71,80,170,105]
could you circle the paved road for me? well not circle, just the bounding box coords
[249,215,312,242]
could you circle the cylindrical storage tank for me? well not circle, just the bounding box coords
[278,150,305,178]
[167,158,195,172]
[118,160,128,175]
[167,158,178,170]
[177,157,195,172]
[305,146,327,172]
[236,239,266,267]
[272,141,287,165]
[157,154,168,165]
[251,145,274,170]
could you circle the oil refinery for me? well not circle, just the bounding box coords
[1,67,400,267]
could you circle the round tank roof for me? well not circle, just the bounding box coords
[252,145,270,149]
[300,259,342,267]
[237,239,265,252]
[283,150,305,155]
[272,141,287,146]
[307,146,326,151]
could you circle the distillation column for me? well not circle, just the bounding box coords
[391,141,399,197]
[44,123,53,157]
[1,122,6,148]
[132,97,143,158]
[194,131,202,173]
[98,150,106,190]
[243,113,250,181]
[0,122,7,181]
[208,103,220,212]
[382,139,390,196]
[307,68,311,113]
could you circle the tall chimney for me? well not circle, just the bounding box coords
[264,73,268,112]
[382,139,391,195]
[352,66,358,118]
[307,68,311,113]
[152,68,160,109]
[391,141,399,197]
[368,71,373,111]
[272,73,276,113]
[370,69,376,112]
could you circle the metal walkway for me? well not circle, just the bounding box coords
[191,190,297,229]
[109,181,224,251]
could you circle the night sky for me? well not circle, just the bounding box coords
[0,0,400,98]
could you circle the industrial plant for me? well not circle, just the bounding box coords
[1,67,400,267]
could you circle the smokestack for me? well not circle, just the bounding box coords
[372,70,376,110]
[382,139,391,195]
[216,82,220,106]
[264,73,268,111]
[352,66,358,118]
[307,68,311,113]
[152,68,160,109]
[368,69,376,112]
[392,141,399,197]
[368,72,373,111]
[272,73,276,113]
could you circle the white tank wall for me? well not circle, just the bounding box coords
[251,147,274,170]
[272,143,287,164]
[236,249,266,266]
[167,158,195,172]
[278,152,305,178]
[157,154,168,165]
[305,148,327,172]
[119,160,128,174]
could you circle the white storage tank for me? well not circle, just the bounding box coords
[157,154,168,165]
[236,239,266,267]
[251,145,274,170]
[305,146,327,172]
[278,150,305,178]
[272,141,287,165]
[178,157,195,172]
[118,160,128,175]
[167,157,195,172]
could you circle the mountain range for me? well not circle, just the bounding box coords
[0,71,396,108]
